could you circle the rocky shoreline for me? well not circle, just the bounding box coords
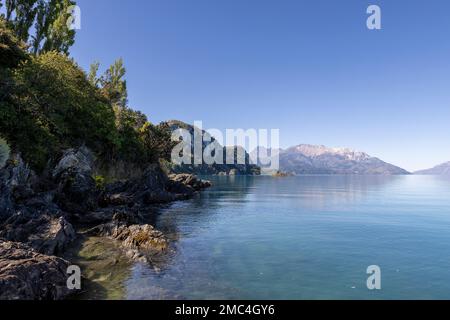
[0,146,211,300]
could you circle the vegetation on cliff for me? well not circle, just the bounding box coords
[0,137,10,168]
[0,3,172,173]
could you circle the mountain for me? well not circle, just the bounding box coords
[276,144,409,175]
[414,162,450,175]
[165,120,260,176]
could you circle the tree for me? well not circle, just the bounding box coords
[1,0,76,54]
[40,0,75,54]
[100,58,128,108]
[0,17,28,68]
[140,122,174,163]
[10,0,38,42]
[88,61,100,87]
[1,51,119,170]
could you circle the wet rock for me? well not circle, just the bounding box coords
[168,173,212,192]
[0,240,72,300]
[85,212,168,263]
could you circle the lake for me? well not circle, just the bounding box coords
[78,175,450,300]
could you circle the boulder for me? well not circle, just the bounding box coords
[0,154,35,221]
[0,213,76,256]
[53,146,96,213]
[0,241,72,300]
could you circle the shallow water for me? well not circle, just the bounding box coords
[78,175,450,300]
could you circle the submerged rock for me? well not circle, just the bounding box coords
[85,212,168,263]
[0,241,72,300]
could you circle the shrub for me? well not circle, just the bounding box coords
[0,137,11,168]
[1,51,119,171]
[93,175,106,190]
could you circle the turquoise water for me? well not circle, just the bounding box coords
[125,175,450,300]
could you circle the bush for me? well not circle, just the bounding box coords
[93,175,106,190]
[0,51,119,171]
[0,137,11,168]
[0,20,172,173]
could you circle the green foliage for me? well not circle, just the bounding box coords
[0,136,11,168]
[88,61,100,87]
[0,20,172,172]
[0,50,118,170]
[93,174,105,190]
[40,0,75,54]
[139,122,174,163]
[1,0,76,54]
[0,17,28,68]
[99,58,128,108]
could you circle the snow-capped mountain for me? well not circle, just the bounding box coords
[257,144,409,175]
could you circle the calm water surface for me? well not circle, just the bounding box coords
[82,175,450,299]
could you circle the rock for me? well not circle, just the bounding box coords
[104,193,133,206]
[85,212,168,263]
[0,213,76,256]
[168,174,212,192]
[0,154,36,221]
[272,171,293,177]
[53,146,96,213]
[0,241,72,300]
[228,169,238,176]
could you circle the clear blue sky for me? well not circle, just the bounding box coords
[71,0,450,172]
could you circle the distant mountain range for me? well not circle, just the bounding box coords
[255,144,410,175]
[414,162,450,175]
[164,122,447,176]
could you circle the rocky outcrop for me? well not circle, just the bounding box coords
[0,145,211,300]
[98,167,211,208]
[168,173,212,192]
[53,146,97,213]
[85,212,168,263]
[0,213,75,256]
[0,154,36,221]
[0,240,72,300]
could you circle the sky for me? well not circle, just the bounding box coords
[70,0,450,172]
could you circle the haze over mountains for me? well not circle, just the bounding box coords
[414,162,450,175]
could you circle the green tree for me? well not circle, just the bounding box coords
[139,122,174,163]
[88,61,100,87]
[1,0,76,54]
[100,58,128,108]
[1,50,119,170]
[40,0,75,54]
[10,0,38,42]
[0,17,28,68]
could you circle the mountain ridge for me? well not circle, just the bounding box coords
[414,161,450,175]
[255,144,410,175]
